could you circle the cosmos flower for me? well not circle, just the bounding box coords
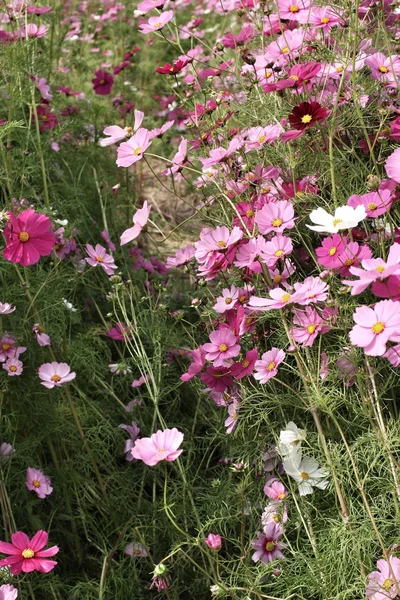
[26,468,53,499]
[38,362,76,389]
[254,348,285,383]
[85,244,117,276]
[131,428,184,466]
[288,102,328,130]
[0,530,59,574]
[283,450,329,496]
[2,209,55,267]
[307,205,366,233]
[349,300,400,356]
[120,201,151,245]
[251,523,285,564]
[366,557,400,600]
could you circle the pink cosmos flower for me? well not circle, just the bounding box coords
[277,0,311,22]
[92,70,114,95]
[200,366,233,393]
[309,6,344,30]
[166,244,195,269]
[138,10,174,34]
[203,329,240,367]
[195,226,243,262]
[0,530,59,574]
[254,348,285,383]
[248,288,299,311]
[34,77,52,101]
[384,344,400,367]
[116,128,152,168]
[85,244,117,276]
[265,29,305,65]
[131,373,150,388]
[349,300,400,356]
[365,53,400,82]
[316,234,347,269]
[336,242,372,277]
[3,209,55,267]
[260,235,293,268]
[256,201,295,235]
[224,399,240,434]
[131,427,183,466]
[0,303,15,315]
[320,352,330,380]
[372,275,400,300]
[0,334,18,362]
[386,147,400,183]
[366,557,400,600]
[32,324,51,347]
[120,201,151,245]
[180,346,206,382]
[124,542,148,557]
[26,468,53,499]
[19,23,48,37]
[100,110,144,147]
[291,307,324,347]
[293,276,329,305]
[343,243,400,295]
[119,421,140,461]
[251,523,285,564]
[0,584,18,600]
[263,479,288,502]
[205,533,222,550]
[234,237,267,271]
[244,125,282,151]
[106,322,133,340]
[261,501,288,526]
[230,349,258,380]
[162,138,188,175]
[38,362,76,388]
[3,357,23,376]
[213,286,240,313]
[348,189,393,218]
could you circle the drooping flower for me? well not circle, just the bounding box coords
[251,523,285,564]
[180,346,206,382]
[288,102,328,130]
[254,348,285,384]
[124,543,148,558]
[0,443,14,464]
[384,344,400,368]
[38,362,76,389]
[100,110,144,147]
[32,324,51,347]
[204,534,222,551]
[349,300,400,356]
[283,450,329,495]
[203,329,240,367]
[366,557,400,600]
[85,244,117,276]
[2,209,55,267]
[307,205,366,233]
[26,468,53,499]
[120,201,151,245]
[119,421,140,461]
[131,428,184,466]
[0,530,59,574]
[106,322,133,341]
[0,303,15,315]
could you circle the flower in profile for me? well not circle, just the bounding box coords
[106,322,133,341]
[279,422,306,458]
[120,201,151,245]
[283,450,329,495]
[138,10,174,34]
[366,557,400,600]
[203,329,240,368]
[92,70,114,95]
[248,287,300,311]
[26,468,53,499]
[162,138,188,175]
[32,324,51,347]
[0,530,59,574]
[0,584,18,600]
[385,147,400,183]
[288,101,328,130]
[100,110,144,147]
[85,244,117,276]
[38,362,76,389]
[2,209,55,267]
[131,373,150,388]
[131,428,184,466]
[205,534,222,551]
[307,205,366,233]
[116,129,152,168]
[384,344,400,368]
[254,348,285,383]
[224,399,239,434]
[0,443,14,464]
[349,300,400,356]
[0,303,15,315]
[124,542,148,558]
[251,523,285,564]
[119,421,140,461]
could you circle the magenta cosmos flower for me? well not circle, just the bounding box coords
[38,362,76,388]
[116,128,152,168]
[131,428,184,466]
[203,329,240,367]
[138,10,174,34]
[386,147,400,183]
[251,522,285,564]
[3,209,55,267]
[366,557,400,600]
[120,201,151,245]
[92,70,114,95]
[85,244,117,276]
[26,468,53,499]
[204,533,222,550]
[254,348,285,383]
[0,530,59,574]
[349,300,400,356]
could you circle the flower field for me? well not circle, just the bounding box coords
[1,0,400,598]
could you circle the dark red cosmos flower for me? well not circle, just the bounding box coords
[92,70,114,95]
[156,60,187,75]
[35,105,58,131]
[288,101,328,130]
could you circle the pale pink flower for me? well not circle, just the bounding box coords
[366,557,400,600]
[386,147,400,183]
[254,348,285,383]
[166,244,195,269]
[248,288,299,311]
[162,138,188,175]
[0,584,18,600]
[195,226,243,262]
[124,542,148,557]
[365,53,400,82]
[116,128,152,168]
[263,479,288,502]
[0,303,15,315]
[244,125,282,151]
[85,244,117,276]
[203,329,240,367]
[234,237,267,270]
[261,501,288,526]
[293,276,329,305]
[309,6,344,30]
[256,201,295,235]
[120,201,151,245]
[100,110,144,147]
[384,344,400,367]
[38,362,76,388]
[224,399,239,434]
[213,286,239,313]
[34,77,52,101]
[320,352,330,380]
[20,23,48,37]
[265,29,305,65]
[343,243,400,295]
[131,427,183,466]
[26,468,53,499]
[32,324,51,346]
[138,10,174,34]
[349,300,400,356]
[131,374,150,388]
[260,235,293,267]
[3,357,23,376]
[277,0,311,21]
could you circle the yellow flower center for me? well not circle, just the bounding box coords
[320,16,330,23]
[289,75,299,81]
[51,374,61,382]
[301,114,313,124]
[238,295,247,303]
[242,360,250,368]
[281,293,291,303]
[95,255,104,263]
[307,324,316,334]
[372,322,385,334]
[289,4,299,11]
[277,492,286,500]
[19,231,30,242]
[383,579,394,591]
[32,479,41,488]
[335,66,344,73]
[275,250,284,257]
[273,274,282,284]
[157,448,166,453]
[267,361,276,371]
[265,541,276,551]
[217,240,226,248]
[272,218,283,227]
[22,548,35,559]
[153,21,162,28]
[245,209,254,218]
[300,472,310,480]
[273,514,280,522]
[328,247,337,256]
[219,344,228,352]
[367,202,377,210]
[265,70,273,79]
[133,147,142,156]
[258,136,266,143]
[2,343,10,350]
[225,297,232,304]
[9,366,17,372]
[281,46,289,54]
[333,218,342,227]
[344,258,354,266]
[379,65,388,73]
[375,265,385,273]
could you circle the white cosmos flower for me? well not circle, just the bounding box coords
[307,205,366,234]
[278,422,306,458]
[283,450,329,496]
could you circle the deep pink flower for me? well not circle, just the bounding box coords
[26,468,53,499]
[131,373,150,388]
[203,329,240,367]
[0,334,18,362]
[348,189,393,218]
[120,201,151,245]
[3,209,55,267]
[386,147,400,183]
[372,275,400,300]
[85,244,117,276]
[251,523,285,564]
[230,349,258,379]
[92,70,114,95]
[38,362,76,388]
[34,105,58,131]
[349,300,400,356]
[256,201,295,235]
[366,557,400,600]
[335,242,372,277]
[0,530,59,574]
[131,428,183,466]
[138,10,174,34]
[204,533,222,550]
[116,128,152,168]
[291,307,324,347]
[106,322,133,340]
[254,348,285,383]
[316,234,346,269]
[200,366,233,393]
[180,346,206,382]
